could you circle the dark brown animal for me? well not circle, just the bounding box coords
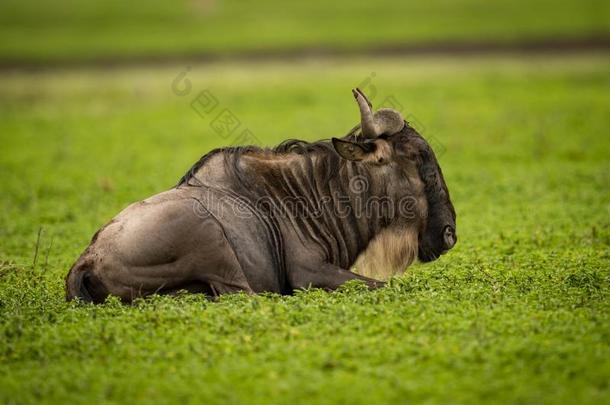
[66,89,456,303]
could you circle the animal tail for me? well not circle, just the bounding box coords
[65,258,106,303]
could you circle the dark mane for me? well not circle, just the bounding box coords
[272,138,336,155]
[176,138,342,188]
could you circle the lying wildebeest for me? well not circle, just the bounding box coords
[66,89,456,303]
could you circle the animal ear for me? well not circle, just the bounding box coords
[332,138,376,161]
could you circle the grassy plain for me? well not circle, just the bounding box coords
[0,54,609,403]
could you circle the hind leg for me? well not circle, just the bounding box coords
[80,196,253,302]
[105,226,251,301]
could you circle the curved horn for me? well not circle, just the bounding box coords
[352,88,405,138]
[352,88,376,138]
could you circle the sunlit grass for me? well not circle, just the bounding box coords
[0,54,609,403]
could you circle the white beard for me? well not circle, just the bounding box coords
[352,226,419,281]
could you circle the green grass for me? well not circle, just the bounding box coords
[0,54,609,403]
[0,0,609,63]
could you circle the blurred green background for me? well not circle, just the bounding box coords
[0,1,609,404]
[0,0,609,63]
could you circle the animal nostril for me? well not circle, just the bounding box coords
[443,226,456,249]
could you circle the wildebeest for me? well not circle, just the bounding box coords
[66,89,456,303]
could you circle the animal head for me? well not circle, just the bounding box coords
[332,88,457,263]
